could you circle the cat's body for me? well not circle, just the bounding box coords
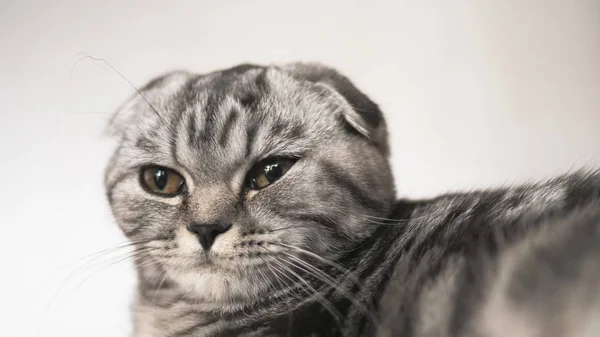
[105,63,600,337]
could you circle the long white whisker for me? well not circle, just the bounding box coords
[280,253,379,327]
[261,247,344,329]
[37,246,158,335]
[270,242,359,284]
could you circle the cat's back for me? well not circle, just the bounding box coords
[376,170,600,337]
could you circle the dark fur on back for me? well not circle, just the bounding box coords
[105,63,600,337]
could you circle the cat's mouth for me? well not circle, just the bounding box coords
[157,244,281,272]
[152,247,289,304]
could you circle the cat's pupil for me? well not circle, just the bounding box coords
[154,169,168,190]
[264,163,283,182]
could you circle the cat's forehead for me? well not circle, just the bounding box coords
[144,65,269,114]
[113,65,340,173]
[129,65,335,133]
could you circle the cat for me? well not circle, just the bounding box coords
[104,63,600,337]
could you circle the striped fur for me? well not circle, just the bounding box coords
[105,63,600,337]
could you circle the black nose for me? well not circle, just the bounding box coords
[187,222,232,250]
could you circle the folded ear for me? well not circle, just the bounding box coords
[280,62,389,156]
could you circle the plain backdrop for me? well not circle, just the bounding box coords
[1,1,599,336]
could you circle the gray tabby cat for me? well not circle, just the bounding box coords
[105,63,600,337]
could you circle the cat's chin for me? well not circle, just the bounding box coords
[166,266,269,307]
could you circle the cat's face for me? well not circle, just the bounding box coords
[105,64,395,305]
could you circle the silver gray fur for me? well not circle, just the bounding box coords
[105,63,600,337]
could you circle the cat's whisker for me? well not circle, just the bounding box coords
[353,215,429,227]
[266,223,335,234]
[272,263,345,331]
[329,203,431,225]
[150,271,170,310]
[279,253,380,326]
[262,261,286,291]
[360,217,406,226]
[42,241,157,308]
[53,105,114,116]
[254,260,289,303]
[253,259,278,296]
[262,261,307,304]
[265,251,344,329]
[266,242,383,324]
[135,251,167,270]
[262,255,312,303]
[280,251,353,291]
[268,242,357,282]
[355,212,427,224]
[70,247,160,294]
[70,53,170,128]
[38,246,159,334]
[70,52,114,79]
[40,238,156,286]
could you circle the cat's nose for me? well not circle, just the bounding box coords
[187,222,232,250]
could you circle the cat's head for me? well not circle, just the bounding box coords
[105,63,395,305]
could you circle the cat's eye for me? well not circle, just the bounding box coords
[246,157,296,190]
[141,166,186,196]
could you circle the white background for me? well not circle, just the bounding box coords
[1,1,599,336]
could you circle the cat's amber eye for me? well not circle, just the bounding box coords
[246,157,296,190]
[141,166,186,196]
